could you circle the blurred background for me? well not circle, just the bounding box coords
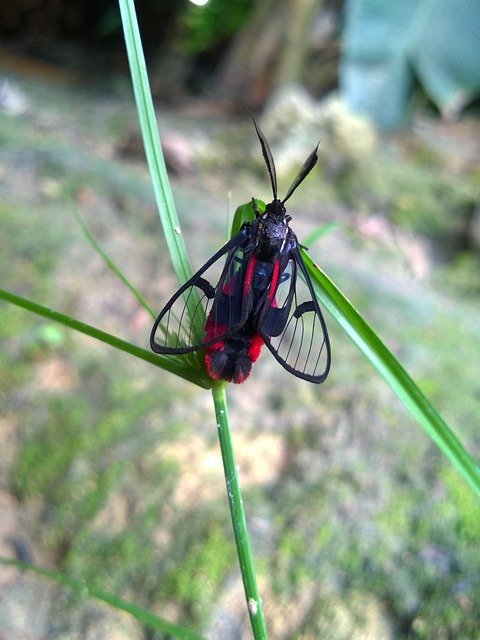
[1,0,479,638]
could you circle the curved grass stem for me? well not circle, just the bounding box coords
[0,288,210,389]
[0,558,205,640]
[302,251,480,497]
[118,0,204,345]
[211,382,268,639]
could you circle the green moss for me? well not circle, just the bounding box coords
[437,252,480,295]
[376,492,415,538]
[442,467,480,543]
[162,516,235,611]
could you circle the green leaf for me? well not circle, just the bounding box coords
[301,250,480,497]
[117,0,190,285]
[230,199,265,239]
[341,0,480,127]
[0,558,205,640]
[0,288,211,389]
[118,0,204,344]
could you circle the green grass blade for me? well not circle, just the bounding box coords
[117,0,190,285]
[301,251,480,497]
[0,558,205,640]
[0,288,210,389]
[211,383,268,639]
[66,192,156,319]
[230,200,265,238]
[118,0,204,344]
[303,222,339,248]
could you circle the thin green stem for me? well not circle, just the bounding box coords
[302,251,480,497]
[65,190,157,319]
[0,558,205,640]
[118,0,190,285]
[211,383,268,640]
[118,0,204,345]
[0,288,210,389]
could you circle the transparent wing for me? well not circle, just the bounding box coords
[150,227,254,354]
[260,247,331,383]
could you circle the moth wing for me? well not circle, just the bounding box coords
[260,247,331,383]
[150,228,253,354]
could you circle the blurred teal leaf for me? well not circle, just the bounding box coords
[341,0,480,128]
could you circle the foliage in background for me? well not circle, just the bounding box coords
[181,0,253,54]
[341,0,480,128]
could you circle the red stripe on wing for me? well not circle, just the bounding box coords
[267,258,281,304]
[244,255,256,297]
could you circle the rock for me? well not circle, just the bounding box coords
[260,85,378,178]
[118,129,196,176]
[0,79,30,116]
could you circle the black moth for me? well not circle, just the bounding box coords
[150,116,331,384]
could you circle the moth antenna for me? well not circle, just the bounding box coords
[282,142,319,203]
[247,110,278,201]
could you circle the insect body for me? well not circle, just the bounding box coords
[150,116,331,384]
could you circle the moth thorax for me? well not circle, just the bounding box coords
[257,226,284,261]
[257,242,279,262]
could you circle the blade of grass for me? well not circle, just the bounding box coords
[211,382,268,639]
[303,222,339,248]
[0,557,205,640]
[117,0,189,285]
[0,288,210,389]
[118,0,204,344]
[65,190,157,319]
[301,251,480,497]
[117,5,268,636]
[230,200,265,239]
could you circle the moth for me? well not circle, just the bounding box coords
[151,116,331,384]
